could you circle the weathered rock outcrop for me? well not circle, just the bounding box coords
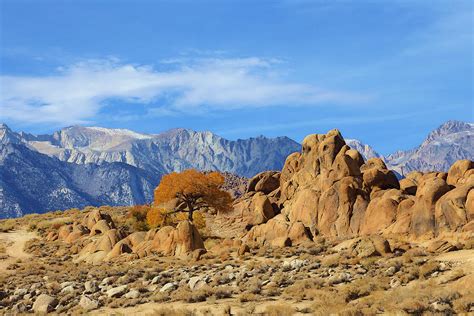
[236,129,473,246]
[122,221,206,259]
[53,209,205,263]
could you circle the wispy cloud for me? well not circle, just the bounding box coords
[0,57,371,125]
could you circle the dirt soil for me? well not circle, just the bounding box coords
[0,230,38,273]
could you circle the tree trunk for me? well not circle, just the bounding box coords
[186,201,194,222]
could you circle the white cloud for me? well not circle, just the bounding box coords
[0,57,371,125]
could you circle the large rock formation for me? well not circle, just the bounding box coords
[237,130,473,246]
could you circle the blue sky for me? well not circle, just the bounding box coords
[0,0,472,155]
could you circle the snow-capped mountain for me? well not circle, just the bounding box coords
[18,125,301,177]
[345,139,382,161]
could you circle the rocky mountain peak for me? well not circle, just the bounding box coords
[424,120,473,143]
[0,123,22,145]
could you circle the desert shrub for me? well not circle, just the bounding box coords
[238,292,258,303]
[309,289,346,314]
[453,296,474,313]
[359,256,379,269]
[321,253,341,267]
[284,278,325,300]
[0,219,16,232]
[127,205,150,221]
[305,244,324,255]
[265,304,295,316]
[28,222,37,231]
[399,299,428,314]
[399,264,419,284]
[214,286,233,299]
[172,287,212,303]
[339,279,377,302]
[124,205,151,231]
[37,217,73,231]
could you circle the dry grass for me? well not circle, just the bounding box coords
[238,292,258,303]
[265,304,295,316]
[0,219,16,232]
[283,278,325,301]
[321,253,341,267]
[149,307,194,316]
[419,261,439,279]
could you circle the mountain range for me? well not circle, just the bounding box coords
[0,120,472,218]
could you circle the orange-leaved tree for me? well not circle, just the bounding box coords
[152,169,233,224]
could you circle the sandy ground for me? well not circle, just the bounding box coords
[96,298,312,316]
[0,230,37,274]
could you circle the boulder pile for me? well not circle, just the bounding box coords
[233,129,473,246]
[52,209,206,264]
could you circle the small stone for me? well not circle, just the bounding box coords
[160,282,177,293]
[151,276,161,284]
[79,295,99,311]
[84,280,99,294]
[30,283,42,291]
[188,277,206,291]
[13,302,28,313]
[431,301,451,312]
[390,278,401,288]
[356,267,367,274]
[328,273,351,285]
[283,259,307,271]
[60,281,74,289]
[32,294,58,313]
[124,290,140,299]
[439,262,448,271]
[107,285,128,298]
[14,288,27,296]
[61,285,75,294]
[101,277,114,286]
[384,266,397,276]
